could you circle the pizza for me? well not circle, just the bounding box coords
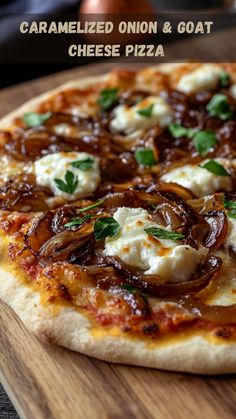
[1,63,236,374]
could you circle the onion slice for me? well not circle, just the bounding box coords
[39,223,94,261]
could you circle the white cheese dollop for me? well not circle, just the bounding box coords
[177,64,222,94]
[161,158,233,198]
[110,96,173,134]
[34,151,100,201]
[224,217,236,251]
[103,207,204,283]
[230,84,236,100]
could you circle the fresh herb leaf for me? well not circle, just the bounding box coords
[71,157,94,171]
[219,72,230,88]
[223,198,236,218]
[224,200,236,209]
[168,123,195,139]
[97,88,119,110]
[134,148,156,167]
[144,227,184,241]
[193,130,217,157]
[78,199,104,213]
[228,209,236,218]
[199,160,230,177]
[206,94,233,120]
[149,203,157,210]
[137,103,154,117]
[23,111,52,127]
[120,284,138,293]
[54,170,78,194]
[94,217,120,241]
[64,215,92,228]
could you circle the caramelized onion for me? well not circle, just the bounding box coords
[155,182,195,200]
[25,212,54,253]
[188,193,224,214]
[0,176,51,211]
[180,298,236,325]
[94,255,222,298]
[185,210,228,251]
[51,206,77,233]
[203,211,228,251]
[39,223,94,261]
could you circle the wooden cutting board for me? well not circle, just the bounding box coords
[1,28,236,418]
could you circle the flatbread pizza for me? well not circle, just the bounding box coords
[1,63,236,374]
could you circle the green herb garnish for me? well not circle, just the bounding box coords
[97,88,119,111]
[134,148,156,167]
[54,170,78,194]
[224,198,236,218]
[219,72,230,88]
[137,103,154,117]
[199,160,230,177]
[228,210,236,218]
[94,217,120,241]
[23,111,52,127]
[193,130,217,157]
[120,284,138,293]
[78,199,104,213]
[224,200,236,209]
[71,157,94,171]
[206,94,233,120]
[168,123,195,139]
[64,215,92,228]
[144,227,184,241]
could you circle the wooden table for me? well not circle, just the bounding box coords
[1,27,236,419]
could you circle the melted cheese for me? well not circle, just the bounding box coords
[110,96,173,134]
[230,84,236,100]
[177,64,222,94]
[0,155,33,185]
[34,151,100,201]
[103,207,204,283]
[161,158,234,198]
[225,218,236,252]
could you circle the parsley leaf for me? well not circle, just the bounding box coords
[54,170,78,194]
[23,111,52,127]
[120,284,138,293]
[206,94,233,120]
[71,157,94,171]
[97,88,119,111]
[144,227,184,241]
[64,215,92,228]
[94,217,120,241]
[134,148,156,167]
[224,199,236,218]
[199,160,230,177]
[193,130,217,157]
[168,123,195,139]
[219,72,230,88]
[228,210,236,218]
[224,200,236,209]
[137,103,154,117]
[78,199,104,213]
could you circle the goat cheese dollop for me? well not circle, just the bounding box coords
[34,151,100,201]
[103,207,204,283]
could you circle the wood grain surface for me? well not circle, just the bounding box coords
[1,27,236,419]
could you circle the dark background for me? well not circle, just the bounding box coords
[0,0,236,89]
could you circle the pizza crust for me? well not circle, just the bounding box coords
[0,74,108,130]
[1,63,236,374]
[0,63,184,130]
[0,265,236,374]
